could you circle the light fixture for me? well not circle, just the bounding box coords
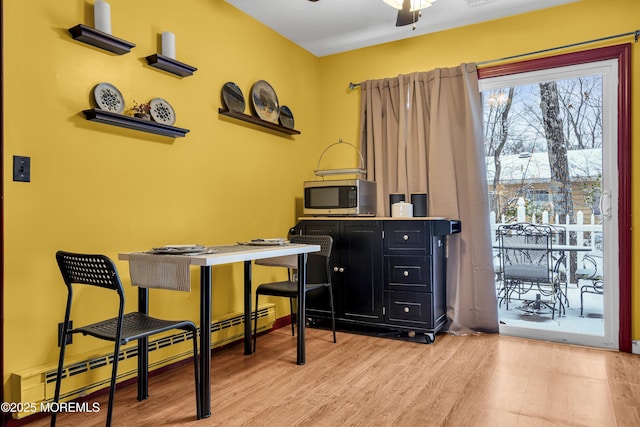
[486,90,509,107]
[384,0,437,29]
[383,0,437,12]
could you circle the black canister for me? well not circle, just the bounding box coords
[389,193,405,216]
[411,193,428,217]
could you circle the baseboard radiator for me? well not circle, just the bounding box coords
[10,304,275,419]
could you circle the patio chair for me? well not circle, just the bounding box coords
[497,223,564,319]
[576,253,604,316]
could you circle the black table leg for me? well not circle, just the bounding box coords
[296,253,307,365]
[244,261,252,355]
[200,266,212,418]
[137,287,149,401]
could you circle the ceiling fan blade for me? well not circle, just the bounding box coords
[396,0,419,26]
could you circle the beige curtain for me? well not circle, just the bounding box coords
[359,64,498,334]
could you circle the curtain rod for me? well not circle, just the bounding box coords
[348,29,639,90]
[477,29,639,66]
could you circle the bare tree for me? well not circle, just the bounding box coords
[484,88,515,212]
[539,81,574,221]
[557,77,603,149]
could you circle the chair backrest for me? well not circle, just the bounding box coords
[497,223,556,282]
[290,234,332,258]
[56,251,124,296]
[289,235,333,285]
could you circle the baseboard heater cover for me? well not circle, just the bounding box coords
[10,305,275,419]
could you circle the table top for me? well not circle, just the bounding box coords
[119,243,320,267]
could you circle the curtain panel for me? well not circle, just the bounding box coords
[359,64,498,334]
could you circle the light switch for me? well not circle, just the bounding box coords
[13,155,31,182]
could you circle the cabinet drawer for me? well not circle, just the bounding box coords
[385,256,432,292]
[384,222,430,254]
[385,291,433,327]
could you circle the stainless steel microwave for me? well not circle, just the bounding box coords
[303,179,377,216]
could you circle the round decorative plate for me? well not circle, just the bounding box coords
[93,82,124,113]
[250,80,279,124]
[149,98,176,125]
[279,105,294,129]
[221,82,245,113]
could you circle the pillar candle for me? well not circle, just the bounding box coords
[94,0,111,34]
[162,31,176,59]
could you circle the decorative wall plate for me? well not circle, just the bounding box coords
[279,105,294,129]
[93,82,124,113]
[250,80,279,124]
[149,98,176,125]
[221,82,245,113]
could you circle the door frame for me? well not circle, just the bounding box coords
[478,43,632,352]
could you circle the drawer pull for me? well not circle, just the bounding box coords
[403,271,409,277]
[403,307,410,313]
[403,234,409,241]
[333,267,345,273]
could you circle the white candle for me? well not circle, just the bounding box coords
[162,31,176,59]
[94,0,111,34]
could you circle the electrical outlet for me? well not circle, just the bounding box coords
[13,155,31,182]
[58,321,73,346]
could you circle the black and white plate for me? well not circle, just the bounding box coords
[93,82,124,113]
[250,80,279,124]
[149,98,176,125]
[279,105,294,129]
[221,82,245,113]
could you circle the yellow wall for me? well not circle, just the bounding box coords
[2,0,325,396]
[3,0,639,398]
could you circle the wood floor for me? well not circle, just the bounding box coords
[23,327,640,427]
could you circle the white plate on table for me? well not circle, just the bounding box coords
[239,238,287,246]
[148,244,208,254]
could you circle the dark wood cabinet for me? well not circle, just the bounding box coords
[294,218,460,343]
[293,220,383,322]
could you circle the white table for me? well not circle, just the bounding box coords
[119,242,320,419]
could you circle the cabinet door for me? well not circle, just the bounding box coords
[339,221,383,322]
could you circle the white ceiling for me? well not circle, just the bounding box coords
[224,0,578,57]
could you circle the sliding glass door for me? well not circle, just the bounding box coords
[479,57,621,349]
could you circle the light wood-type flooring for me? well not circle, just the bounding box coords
[22,327,640,426]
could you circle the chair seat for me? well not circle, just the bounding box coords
[257,280,328,298]
[75,312,196,344]
[576,267,603,280]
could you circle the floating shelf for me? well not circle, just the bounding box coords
[145,54,197,77]
[68,24,135,55]
[218,108,300,135]
[83,109,189,138]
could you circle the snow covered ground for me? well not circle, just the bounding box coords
[497,280,604,336]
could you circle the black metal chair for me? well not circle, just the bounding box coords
[52,251,201,427]
[253,235,336,351]
[576,253,604,316]
[497,223,564,318]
